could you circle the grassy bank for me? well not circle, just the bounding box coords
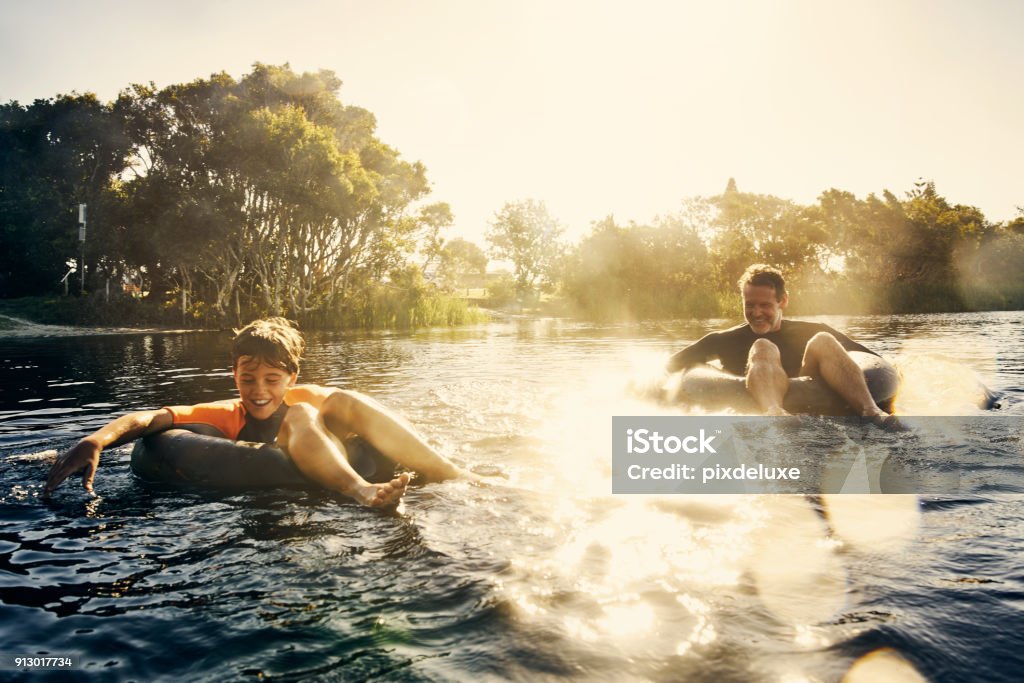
[0,296,171,327]
[0,293,490,332]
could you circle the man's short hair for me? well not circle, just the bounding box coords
[231,317,304,373]
[738,264,786,301]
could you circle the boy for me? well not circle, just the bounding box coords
[44,318,466,507]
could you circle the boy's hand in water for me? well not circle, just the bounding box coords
[42,409,171,497]
[45,439,101,496]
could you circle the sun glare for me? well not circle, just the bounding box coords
[842,648,927,683]
[823,495,919,552]
[751,497,848,627]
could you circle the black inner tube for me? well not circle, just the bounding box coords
[130,428,396,491]
[672,351,901,415]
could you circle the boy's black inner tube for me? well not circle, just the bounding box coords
[130,428,396,491]
[672,350,901,415]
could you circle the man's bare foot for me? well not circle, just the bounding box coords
[353,473,410,507]
[857,405,906,431]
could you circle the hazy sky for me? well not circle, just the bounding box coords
[2,0,1021,242]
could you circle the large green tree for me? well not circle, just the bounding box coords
[111,64,439,322]
[486,199,563,298]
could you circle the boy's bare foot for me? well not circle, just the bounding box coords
[353,473,410,507]
[870,414,908,432]
[861,405,887,418]
[764,406,791,416]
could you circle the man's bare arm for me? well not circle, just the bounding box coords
[666,334,716,373]
[44,409,173,495]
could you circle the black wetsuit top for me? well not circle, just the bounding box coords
[666,320,876,377]
[237,403,290,443]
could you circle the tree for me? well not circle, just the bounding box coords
[1008,207,1024,235]
[436,237,487,289]
[110,64,436,322]
[807,181,1000,312]
[0,94,130,296]
[563,215,715,320]
[0,64,458,328]
[486,199,563,299]
[708,189,828,296]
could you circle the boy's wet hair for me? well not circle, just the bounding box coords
[231,317,304,374]
[738,264,786,301]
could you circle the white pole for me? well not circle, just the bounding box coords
[78,204,87,295]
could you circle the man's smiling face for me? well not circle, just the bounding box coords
[743,283,787,335]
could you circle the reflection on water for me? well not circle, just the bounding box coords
[0,312,1022,680]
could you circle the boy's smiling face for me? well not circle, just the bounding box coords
[233,355,297,420]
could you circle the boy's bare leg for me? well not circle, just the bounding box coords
[746,339,790,415]
[321,391,468,481]
[799,333,888,417]
[277,403,408,507]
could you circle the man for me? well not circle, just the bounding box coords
[45,317,469,507]
[666,265,891,418]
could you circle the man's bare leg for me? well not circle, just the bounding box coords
[277,403,409,507]
[746,339,790,415]
[321,390,469,481]
[799,333,888,417]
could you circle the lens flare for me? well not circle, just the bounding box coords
[750,497,847,627]
[823,495,919,552]
[843,648,927,683]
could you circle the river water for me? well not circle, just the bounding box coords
[1,312,1022,681]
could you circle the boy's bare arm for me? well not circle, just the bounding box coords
[44,409,173,495]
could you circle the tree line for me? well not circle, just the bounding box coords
[489,180,1024,319]
[0,64,481,328]
[2,64,1022,328]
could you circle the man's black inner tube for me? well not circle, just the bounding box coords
[130,428,396,491]
[671,351,901,415]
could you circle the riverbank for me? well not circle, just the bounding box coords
[0,309,524,339]
[0,295,175,329]
[0,294,493,334]
[0,313,199,339]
